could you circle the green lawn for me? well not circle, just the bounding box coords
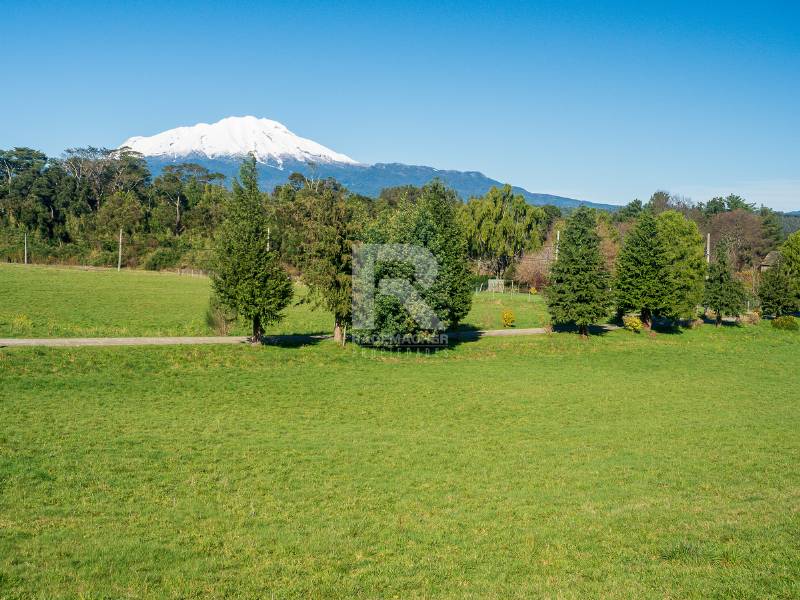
[1,324,799,598]
[0,264,549,338]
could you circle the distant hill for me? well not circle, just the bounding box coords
[124,116,617,211]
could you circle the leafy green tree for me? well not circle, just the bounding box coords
[704,238,747,326]
[462,185,548,277]
[614,211,674,327]
[545,207,610,336]
[656,211,706,319]
[362,181,472,341]
[295,181,366,345]
[759,259,797,317]
[95,191,144,236]
[210,155,292,341]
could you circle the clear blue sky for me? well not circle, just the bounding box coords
[3,1,799,210]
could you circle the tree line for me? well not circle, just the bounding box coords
[547,205,800,335]
[3,146,798,343]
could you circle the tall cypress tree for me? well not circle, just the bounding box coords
[545,207,610,336]
[211,155,293,341]
[614,211,674,327]
[704,238,747,326]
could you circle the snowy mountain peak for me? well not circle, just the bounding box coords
[120,116,358,166]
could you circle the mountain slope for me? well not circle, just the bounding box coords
[125,116,616,210]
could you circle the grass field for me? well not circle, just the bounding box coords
[1,265,799,598]
[0,264,549,338]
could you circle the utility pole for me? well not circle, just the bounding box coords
[24,232,28,264]
[706,233,711,264]
[267,227,271,252]
[555,230,560,260]
[117,229,123,271]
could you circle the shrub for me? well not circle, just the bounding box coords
[623,315,643,333]
[739,312,761,326]
[143,247,182,271]
[529,286,537,295]
[501,309,515,328]
[772,315,799,331]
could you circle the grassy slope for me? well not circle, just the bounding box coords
[0,264,549,337]
[1,326,799,598]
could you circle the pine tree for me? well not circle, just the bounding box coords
[211,155,293,341]
[704,238,747,326]
[545,207,610,336]
[614,211,674,327]
[759,259,797,317]
[656,211,706,319]
[416,182,473,329]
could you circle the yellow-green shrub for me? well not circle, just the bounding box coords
[501,310,515,328]
[623,315,643,333]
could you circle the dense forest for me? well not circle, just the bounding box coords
[1,145,797,283]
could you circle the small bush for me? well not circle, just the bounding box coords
[623,315,643,333]
[529,286,537,295]
[501,309,515,328]
[772,315,798,331]
[739,312,761,326]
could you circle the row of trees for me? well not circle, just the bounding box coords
[211,156,473,343]
[547,206,800,335]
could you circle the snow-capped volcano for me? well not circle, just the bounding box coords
[120,116,358,166]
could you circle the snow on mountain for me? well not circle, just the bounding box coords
[120,116,358,166]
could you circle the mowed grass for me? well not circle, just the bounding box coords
[1,325,799,598]
[0,264,549,338]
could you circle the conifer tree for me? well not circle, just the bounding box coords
[295,180,366,346]
[759,259,797,317]
[614,211,674,327]
[545,207,610,336]
[780,231,800,308]
[359,181,472,342]
[704,238,747,326]
[656,211,706,319]
[211,155,293,341]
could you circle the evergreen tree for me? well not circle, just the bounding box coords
[759,259,797,317]
[781,231,800,308]
[295,180,366,346]
[704,238,747,326]
[656,211,706,319]
[545,207,610,336]
[210,155,292,341]
[614,211,674,327]
[360,181,472,342]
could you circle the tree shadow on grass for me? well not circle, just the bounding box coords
[261,332,329,348]
[551,323,616,336]
[352,325,484,354]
